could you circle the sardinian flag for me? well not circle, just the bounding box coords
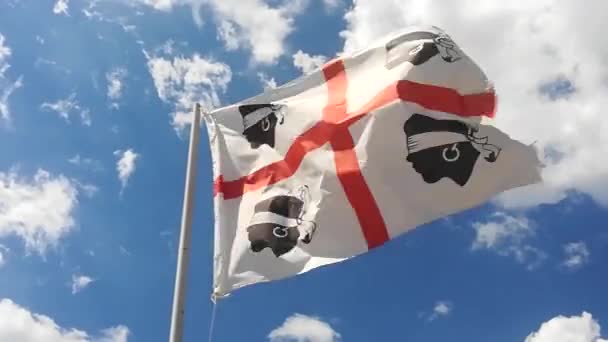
[204,25,542,298]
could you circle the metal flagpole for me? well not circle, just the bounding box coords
[169,103,202,342]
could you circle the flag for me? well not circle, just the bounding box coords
[203,25,542,299]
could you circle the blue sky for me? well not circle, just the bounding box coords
[0,1,607,342]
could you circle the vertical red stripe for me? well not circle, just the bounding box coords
[322,60,349,123]
[330,130,390,248]
[322,60,390,249]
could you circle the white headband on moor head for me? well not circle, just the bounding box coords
[406,131,468,154]
[247,211,299,228]
[242,106,275,131]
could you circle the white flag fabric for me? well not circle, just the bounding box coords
[203,25,542,299]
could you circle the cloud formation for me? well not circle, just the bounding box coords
[71,275,95,294]
[526,312,607,342]
[68,155,103,172]
[0,169,79,255]
[257,72,277,90]
[145,50,231,131]
[292,50,328,75]
[114,149,139,193]
[562,241,590,271]
[106,67,128,108]
[134,0,310,64]
[472,213,545,269]
[268,313,341,342]
[339,0,608,210]
[0,33,23,123]
[0,299,129,342]
[0,245,7,268]
[53,0,70,16]
[41,93,92,126]
[431,301,452,319]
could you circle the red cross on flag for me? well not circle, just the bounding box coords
[204,25,542,298]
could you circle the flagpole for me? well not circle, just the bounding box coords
[169,103,201,342]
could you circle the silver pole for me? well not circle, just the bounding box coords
[169,103,202,342]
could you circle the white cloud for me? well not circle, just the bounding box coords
[41,93,91,126]
[0,298,129,342]
[53,0,70,16]
[433,301,451,316]
[472,213,545,269]
[119,23,136,33]
[339,0,608,210]
[71,275,94,294]
[0,33,22,123]
[0,35,10,65]
[114,149,139,192]
[156,40,177,55]
[137,0,177,11]
[562,241,590,270]
[268,314,341,342]
[80,110,91,126]
[526,312,607,342]
[322,0,341,11]
[82,1,137,34]
[212,0,304,63]
[0,245,7,268]
[423,301,453,322]
[292,50,327,75]
[68,155,103,172]
[0,77,22,123]
[82,9,101,20]
[43,94,75,120]
[216,20,239,51]
[76,183,98,198]
[96,326,129,342]
[208,0,306,63]
[145,51,231,131]
[472,213,532,250]
[257,72,277,90]
[106,68,127,108]
[135,0,309,64]
[0,169,79,255]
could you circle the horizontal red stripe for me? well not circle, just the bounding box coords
[397,80,496,118]
[213,175,223,197]
[340,84,400,127]
[330,129,389,248]
[338,81,496,127]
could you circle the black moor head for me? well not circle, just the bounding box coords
[239,103,285,149]
[246,186,317,257]
[404,114,501,186]
[385,31,462,68]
